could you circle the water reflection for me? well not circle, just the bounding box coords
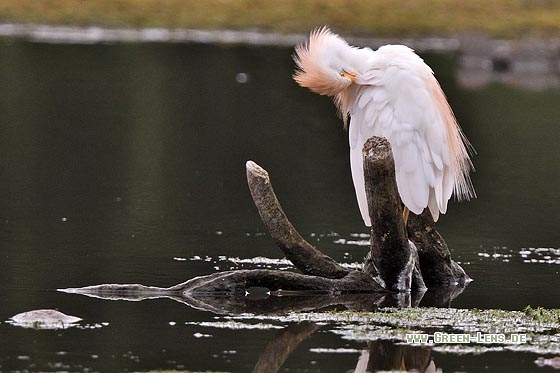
[255,323,437,373]
[356,340,435,373]
[253,321,320,373]
[59,281,466,313]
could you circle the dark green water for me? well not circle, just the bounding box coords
[0,39,559,372]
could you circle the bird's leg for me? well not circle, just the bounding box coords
[402,207,410,226]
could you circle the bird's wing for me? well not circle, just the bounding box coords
[350,66,458,222]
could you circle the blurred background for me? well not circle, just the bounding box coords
[1,0,560,37]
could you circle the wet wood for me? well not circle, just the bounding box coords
[361,137,414,292]
[60,135,470,306]
[407,210,471,286]
[61,281,456,315]
[174,269,384,295]
[246,161,350,279]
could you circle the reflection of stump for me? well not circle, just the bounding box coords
[253,321,320,373]
[356,340,434,373]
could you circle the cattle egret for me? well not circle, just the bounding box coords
[293,27,475,226]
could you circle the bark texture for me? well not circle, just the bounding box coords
[361,137,414,292]
[60,136,470,311]
[246,161,350,279]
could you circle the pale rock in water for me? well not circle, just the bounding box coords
[8,309,82,329]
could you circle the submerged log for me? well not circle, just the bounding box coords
[175,269,382,295]
[60,283,402,315]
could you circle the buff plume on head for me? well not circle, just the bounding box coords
[293,27,359,127]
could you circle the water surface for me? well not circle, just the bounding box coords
[0,39,559,372]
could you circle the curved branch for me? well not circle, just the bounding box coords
[246,161,349,279]
[173,269,383,295]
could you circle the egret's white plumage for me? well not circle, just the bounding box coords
[294,27,475,226]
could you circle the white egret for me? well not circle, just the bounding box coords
[293,27,475,226]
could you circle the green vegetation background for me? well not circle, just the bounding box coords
[1,0,560,37]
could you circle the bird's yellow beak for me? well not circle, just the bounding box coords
[340,70,357,83]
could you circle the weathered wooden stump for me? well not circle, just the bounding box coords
[60,135,470,310]
[407,210,471,286]
[361,137,415,292]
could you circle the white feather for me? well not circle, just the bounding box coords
[348,45,473,225]
[293,29,474,226]
[349,122,370,226]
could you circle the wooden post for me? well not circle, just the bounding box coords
[362,137,414,292]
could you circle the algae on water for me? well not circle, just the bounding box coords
[223,307,560,355]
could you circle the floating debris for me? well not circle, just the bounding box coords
[193,332,212,338]
[476,247,560,265]
[227,256,293,266]
[350,233,370,238]
[310,348,362,354]
[78,322,109,330]
[535,356,560,369]
[185,254,361,270]
[333,238,370,246]
[520,247,560,265]
[7,309,82,330]
[186,320,283,330]
[225,307,560,355]
[339,262,363,270]
[235,72,249,84]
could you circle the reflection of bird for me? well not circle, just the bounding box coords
[293,27,475,226]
